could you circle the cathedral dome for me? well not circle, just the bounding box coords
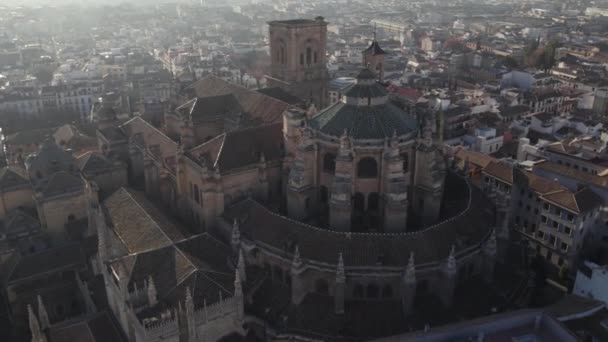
[307,68,417,141]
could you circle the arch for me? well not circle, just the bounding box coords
[306,47,312,65]
[368,193,380,211]
[314,279,329,295]
[354,192,365,212]
[381,284,393,298]
[354,284,364,298]
[323,153,336,173]
[357,157,378,178]
[193,184,200,203]
[366,283,379,298]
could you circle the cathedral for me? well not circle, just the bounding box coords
[22,18,501,342]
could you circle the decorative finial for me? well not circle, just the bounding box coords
[234,267,243,297]
[291,245,302,270]
[404,252,416,284]
[37,295,49,331]
[336,253,345,282]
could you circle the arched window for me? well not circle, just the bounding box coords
[354,192,365,212]
[306,47,312,65]
[323,153,336,173]
[194,184,200,204]
[357,158,378,178]
[300,53,304,65]
[280,46,286,64]
[366,283,379,298]
[382,284,393,298]
[314,52,318,64]
[314,279,329,295]
[354,284,364,298]
[368,193,379,211]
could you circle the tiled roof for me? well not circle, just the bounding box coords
[224,174,493,267]
[0,166,30,191]
[109,233,234,319]
[189,75,289,125]
[534,160,608,188]
[5,127,55,146]
[25,139,76,173]
[77,152,114,173]
[1,208,40,238]
[363,40,387,55]
[188,123,283,173]
[41,171,84,197]
[49,311,127,342]
[484,161,602,213]
[542,187,603,214]
[104,188,191,254]
[309,101,417,140]
[8,243,85,282]
[176,94,243,123]
[454,149,496,169]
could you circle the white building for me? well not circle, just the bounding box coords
[574,261,608,305]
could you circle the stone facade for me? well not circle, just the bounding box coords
[267,18,329,109]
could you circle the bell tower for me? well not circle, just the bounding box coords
[267,17,329,109]
[362,30,386,82]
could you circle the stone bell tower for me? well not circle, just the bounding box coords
[362,32,386,82]
[267,17,329,109]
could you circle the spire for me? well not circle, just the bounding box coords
[237,249,246,282]
[231,219,240,251]
[185,287,196,341]
[234,267,243,297]
[404,252,416,284]
[445,245,457,276]
[484,229,497,257]
[291,245,302,271]
[147,276,158,306]
[28,304,46,342]
[185,287,194,315]
[37,295,49,331]
[336,253,345,283]
[373,22,377,40]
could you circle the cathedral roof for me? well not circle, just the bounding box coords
[189,75,289,125]
[176,94,243,123]
[363,39,386,56]
[25,139,76,174]
[104,188,236,320]
[224,174,493,267]
[308,101,417,140]
[77,152,115,174]
[188,123,283,173]
[41,171,84,197]
[104,188,191,254]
